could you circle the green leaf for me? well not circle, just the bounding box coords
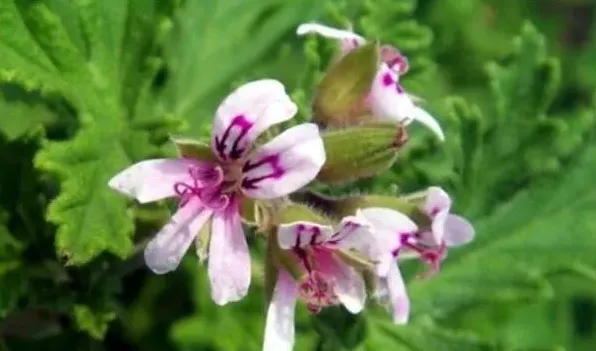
[365,317,493,351]
[71,304,116,340]
[0,0,180,264]
[406,144,596,318]
[393,22,596,216]
[0,88,56,140]
[312,307,367,350]
[160,0,321,136]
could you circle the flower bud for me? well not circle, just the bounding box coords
[313,41,380,128]
[317,124,407,183]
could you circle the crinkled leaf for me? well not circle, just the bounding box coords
[406,144,596,318]
[72,304,116,340]
[160,0,320,136]
[365,317,493,351]
[0,0,179,265]
[393,22,596,216]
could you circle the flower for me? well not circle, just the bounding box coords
[355,207,419,324]
[108,79,326,305]
[297,23,445,141]
[397,186,475,275]
[263,215,375,351]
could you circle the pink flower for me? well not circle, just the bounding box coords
[356,208,419,324]
[263,215,374,351]
[297,23,445,141]
[397,187,475,275]
[108,80,326,305]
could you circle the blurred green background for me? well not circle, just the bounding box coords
[1,0,596,350]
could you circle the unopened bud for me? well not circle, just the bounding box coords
[313,42,380,128]
[317,123,407,183]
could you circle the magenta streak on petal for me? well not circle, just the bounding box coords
[382,73,394,87]
[240,154,285,190]
[396,231,448,277]
[396,83,405,94]
[429,207,440,217]
[388,55,409,75]
[327,221,359,246]
[213,115,253,160]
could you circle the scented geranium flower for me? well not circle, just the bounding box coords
[108,79,326,305]
[297,23,445,141]
[397,186,475,275]
[263,216,375,351]
[356,207,419,324]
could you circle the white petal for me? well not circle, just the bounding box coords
[108,159,196,204]
[444,214,475,247]
[296,23,365,44]
[144,199,212,274]
[322,257,366,314]
[241,123,326,199]
[328,213,373,250]
[263,271,298,351]
[410,106,445,141]
[208,201,251,305]
[212,79,297,161]
[385,263,409,324]
[357,207,417,255]
[424,187,452,244]
[277,221,334,250]
[369,65,415,123]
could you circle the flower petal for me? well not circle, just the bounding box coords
[357,208,418,249]
[277,221,334,250]
[357,207,418,276]
[328,213,373,249]
[241,123,325,199]
[424,187,452,244]
[409,105,445,141]
[212,79,297,161]
[108,159,198,204]
[385,263,409,324]
[263,271,298,351]
[369,66,445,141]
[444,214,475,247]
[296,23,365,52]
[369,65,415,122]
[318,254,366,314]
[208,200,251,305]
[144,199,212,274]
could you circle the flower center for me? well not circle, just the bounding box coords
[173,164,229,209]
[298,271,339,314]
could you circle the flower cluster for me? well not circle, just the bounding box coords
[108,23,474,351]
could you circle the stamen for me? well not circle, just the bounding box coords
[172,165,226,209]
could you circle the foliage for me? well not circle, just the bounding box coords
[1,0,596,350]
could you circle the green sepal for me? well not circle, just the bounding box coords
[317,124,403,183]
[264,227,280,305]
[239,198,259,226]
[194,218,212,265]
[269,229,307,283]
[313,41,380,127]
[277,202,333,225]
[171,137,217,162]
[335,249,376,272]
